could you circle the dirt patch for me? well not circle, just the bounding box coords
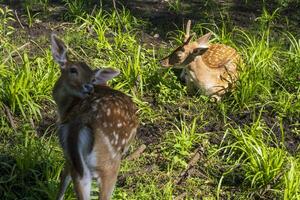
[228,107,300,155]
[137,121,173,145]
[123,0,300,39]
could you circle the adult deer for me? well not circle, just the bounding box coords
[51,34,138,200]
[160,20,241,101]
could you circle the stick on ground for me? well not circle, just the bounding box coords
[126,144,146,161]
[175,147,202,185]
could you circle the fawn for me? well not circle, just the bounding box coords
[160,20,241,101]
[51,34,138,200]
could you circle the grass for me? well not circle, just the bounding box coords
[0,1,299,200]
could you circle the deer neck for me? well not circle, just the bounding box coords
[187,56,206,81]
[186,56,216,91]
[53,85,82,123]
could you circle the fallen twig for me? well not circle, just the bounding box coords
[174,192,187,200]
[3,42,30,64]
[126,144,146,161]
[175,147,202,185]
[52,22,74,30]
[3,104,17,131]
[15,10,25,29]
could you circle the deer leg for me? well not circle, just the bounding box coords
[71,170,92,200]
[56,166,71,200]
[99,161,120,200]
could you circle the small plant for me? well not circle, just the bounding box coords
[167,0,182,14]
[232,29,279,106]
[1,52,57,120]
[284,158,300,200]
[24,0,49,12]
[63,0,87,19]
[25,6,40,28]
[0,6,15,38]
[255,7,281,42]
[220,122,288,198]
[162,118,201,168]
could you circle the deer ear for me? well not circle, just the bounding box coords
[51,33,68,68]
[196,32,212,49]
[93,68,120,85]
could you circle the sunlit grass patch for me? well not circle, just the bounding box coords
[161,118,203,169]
[0,125,63,199]
[214,120,298,199]
[0,1,299,200]
[0,52,57,120]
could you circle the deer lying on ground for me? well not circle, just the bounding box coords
[51,34,138,200]
[160,20,241,101]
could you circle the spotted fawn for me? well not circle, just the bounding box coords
[160,20,241,101]
[51,34,138,200]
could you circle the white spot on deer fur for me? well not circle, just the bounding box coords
[87,150,97,170]
[106,108,111,116]
[104,136,116,158]
[77,127,93,199]
[128,127,137,141]
[114,108,119,115]
[78,127,92,156]
[78,172,92,199]
[92,104,98,111]
[117,123,122,128]
[103,122,107,128]
[96,177,101,186]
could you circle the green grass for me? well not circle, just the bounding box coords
[0,1,299,200]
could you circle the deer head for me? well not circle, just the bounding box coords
[51,34,120,120]
[51,34,95,99]
[160,20,212,68]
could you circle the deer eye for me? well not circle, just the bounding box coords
[69,67,78,74]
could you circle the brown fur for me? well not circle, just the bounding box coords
[161,23,241,100]
[51,34,138,200]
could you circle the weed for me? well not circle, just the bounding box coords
[25,6,40,28]
[63,0,89,20]
[167,0,182,14]
[0,6,15,38]
[162,118,202,169]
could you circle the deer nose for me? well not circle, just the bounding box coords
[82,84,94,94]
